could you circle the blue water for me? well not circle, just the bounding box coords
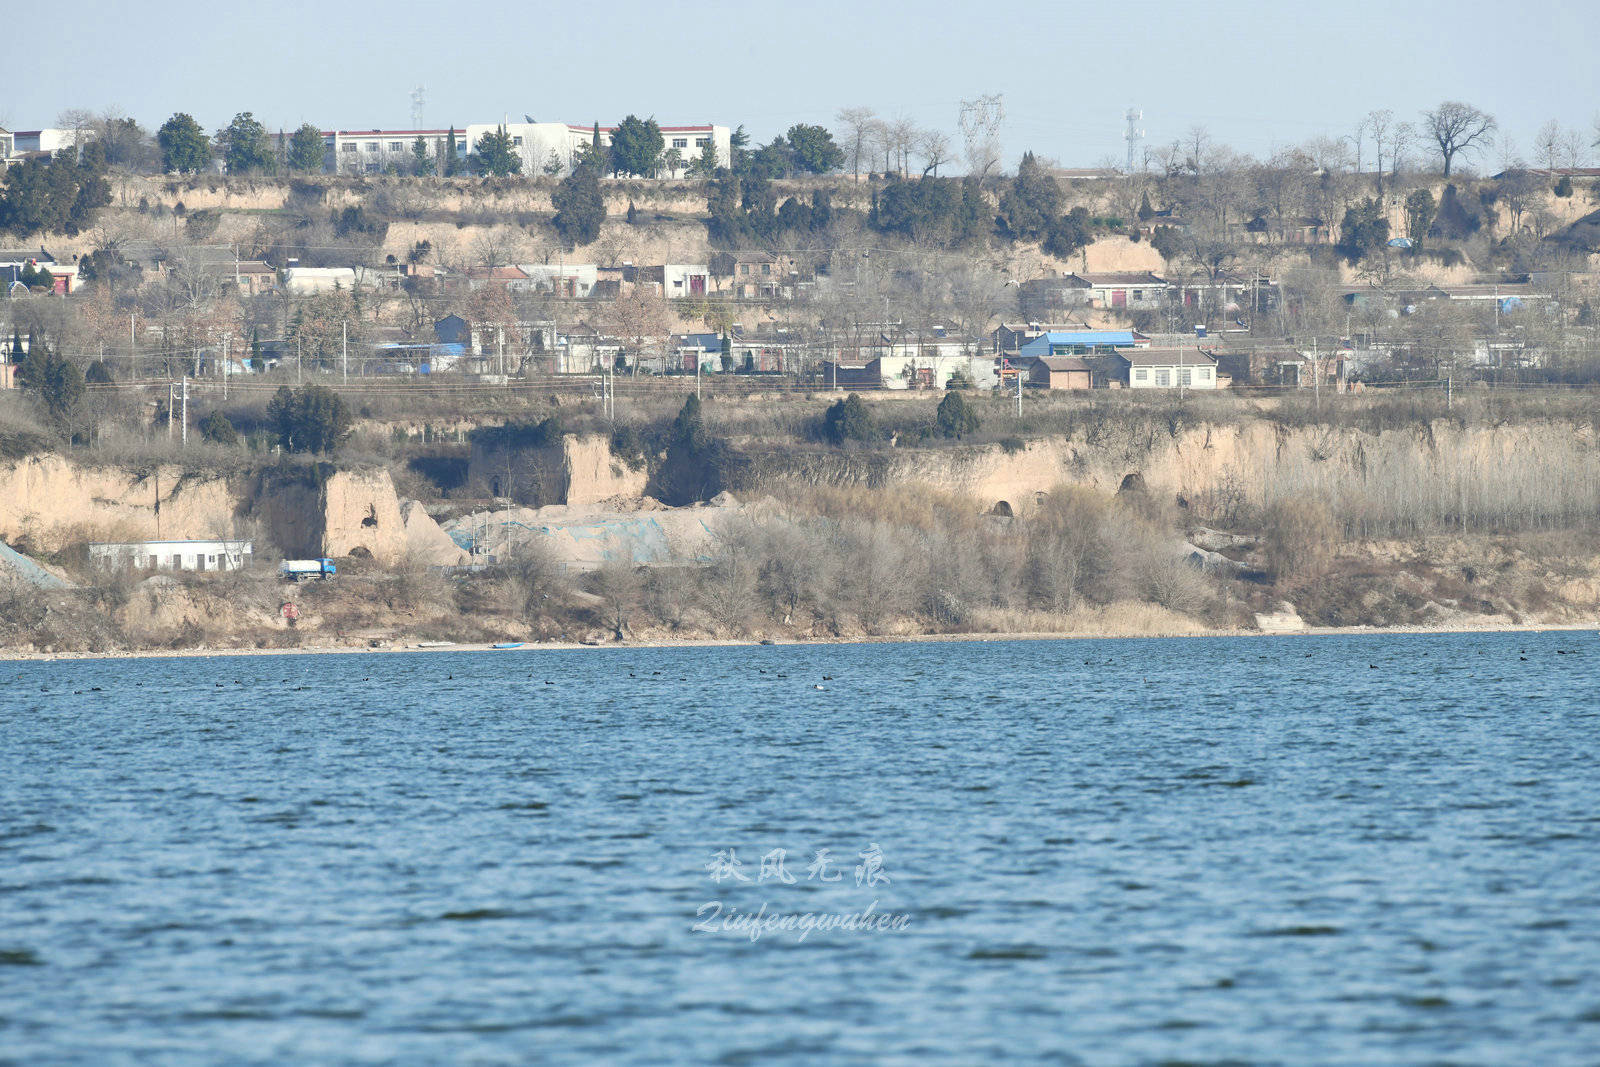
[3,632,1599,1065]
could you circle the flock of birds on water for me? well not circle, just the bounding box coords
[10,636,1595,697]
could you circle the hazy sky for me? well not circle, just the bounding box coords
[5,0,1596,171]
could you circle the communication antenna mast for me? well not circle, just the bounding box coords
[410,86,427,130]
[1123,107,1145,172]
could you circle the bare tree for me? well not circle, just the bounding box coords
[884,117,919,177]
[958,94,1005,178]
[1365,110,1413,194]
[1422,101,1496,177]
[917,128,953,176]
[835,107,878,182]
[1533,120,1566,175]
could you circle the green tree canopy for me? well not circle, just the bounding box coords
[471,126,523,177]
[608,115,664,177]
[19,348,84,432]
[412,136,433,177]
[217,112,272,174]
[157,113,212,173]
[935,391,980,439]
[287,123,326,173]
[1336,198,1390,264]
[685,137,720,179]
[551,165,606,249]
[198,410,240,446]
[266,385,352,454]
[0,145,111,237]
[823,393,874,444]
[998,151,1062,242]
[785,124,844,174]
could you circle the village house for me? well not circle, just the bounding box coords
[223,260,277,297]
[456,121,731,178]
[1019,272,1168,316]
[988,321,1093,355]
[88,539,253,573]
[0,127,15,168]
[466,265,531,290]
[519,264,598,298]
[1017,329,1146,358]
[1026,356,1093,390]
[728,330,805,374]
[1120,347,1221,390]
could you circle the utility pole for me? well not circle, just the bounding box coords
[342,321,348,384]
[222,334,229,400]
[130,313,136,379]
[1309,336,1318,410]
[696,353,702,401]
[167,382,175,439]
[297,337,302,384]
[1015,357,1022,418]
[180,377,189,447]
[1179,335,1186,400]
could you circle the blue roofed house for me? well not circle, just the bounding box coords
[671,332,726,373]
[1017,330,1144,357]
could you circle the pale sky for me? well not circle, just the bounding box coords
[5,0,1596,171]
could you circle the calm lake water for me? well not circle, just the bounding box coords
[3,632,1600,1065]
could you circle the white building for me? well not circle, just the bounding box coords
[518,264,598,298]
[284,267,359,294]
[90,540,253,572]
[1123,348,1220,389]
[10,128,94,156]
[462,121,730,178]
[322,129,464,175]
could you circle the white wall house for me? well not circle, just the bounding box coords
[1123,349,1220,389]
[90,540,253,572]
[284,267,359,294]
[10,128,94,156]
[518,264,598,298]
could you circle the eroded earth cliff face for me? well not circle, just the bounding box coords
[0,458,465,567]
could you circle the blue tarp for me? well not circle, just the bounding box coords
[0,541,74,589]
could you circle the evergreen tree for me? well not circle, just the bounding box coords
[287,124,326,173]
[157,113,212,173]
[470,125,522,177]
[686,137,720,179]
[997,152,1062,241]
[785,124,844,174]
[935,391,980,439]
[608,115,665,177]
[1336,198,1390,264]
[411,136,432,176]
[198,410,240,445]
[444,127,461,176]
[551,165,605,249]
[823,393,873,444]
[218,112,273,174]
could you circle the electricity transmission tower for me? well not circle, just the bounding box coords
[410,86,426,130]
[1123,107,1145,173]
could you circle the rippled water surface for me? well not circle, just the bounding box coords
[4,632,1600,1065]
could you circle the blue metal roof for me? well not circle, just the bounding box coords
[1019,331,1137,356]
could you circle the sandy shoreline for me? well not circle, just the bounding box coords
[2,619,1594,663]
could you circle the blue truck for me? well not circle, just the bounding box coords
[280,558,338,581]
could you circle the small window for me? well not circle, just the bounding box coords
[342,143,356,153]
[389,141,403,151]
[761,263,771,275]
[1179,368,1192,386]
[513,136,523,146]
[672,138,688,149]
[1154,369,1170,386]
[696,138,709,147]
[208,554,217,564]
[364,142,378,152]
[1134,368,1148,381]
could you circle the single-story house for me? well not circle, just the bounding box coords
[1027,355,1093,390]
[1121,348,1220,390]
[820,359,881,389]
[284,267,358,294]
[89,539,253,572]
[1018,330,1145,357]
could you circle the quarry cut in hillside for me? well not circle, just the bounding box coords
[0,457,465,568]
